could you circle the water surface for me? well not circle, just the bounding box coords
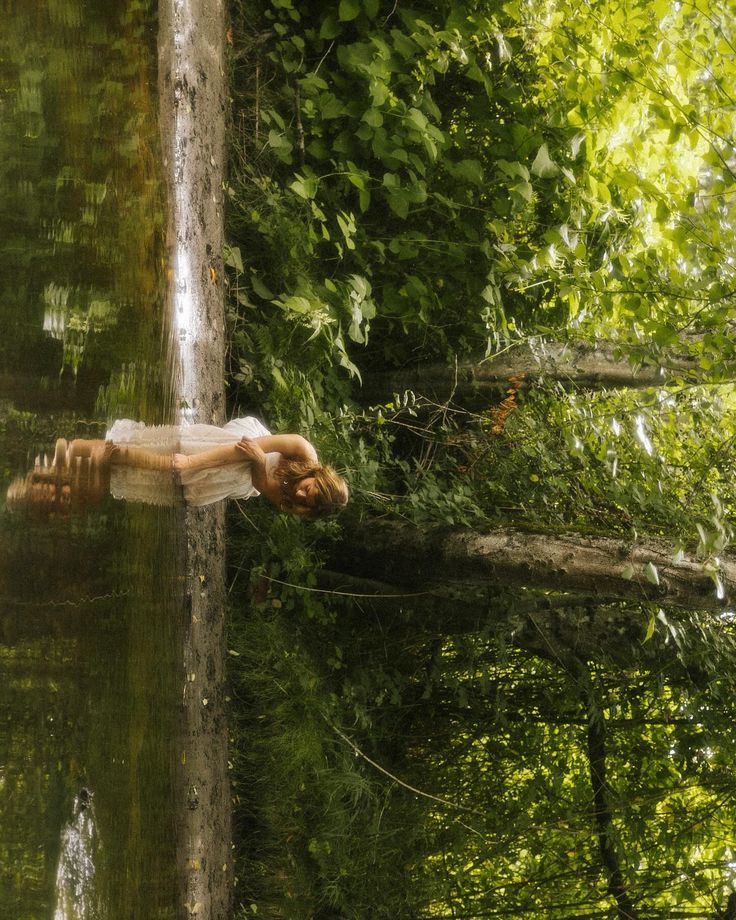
[0,2,191,917]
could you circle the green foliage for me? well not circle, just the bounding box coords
[0,0,166,378]
[526,0,736,366]
[227,562,736,917]
[227,0,736,385]
[225,0,736,916]
[225,0,736,542]
[228,598,429,919]
[227,0,576,379]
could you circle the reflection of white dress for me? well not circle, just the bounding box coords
[106,417,282,507]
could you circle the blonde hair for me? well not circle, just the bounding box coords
[276,459,349,519]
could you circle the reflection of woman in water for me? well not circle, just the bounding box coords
[7,418,348,519]
[5,439,115,518]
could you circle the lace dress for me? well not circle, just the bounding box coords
[106,417,282,507]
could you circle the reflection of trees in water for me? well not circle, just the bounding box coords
[54,790,103,920]
[0,631,101,919]
[0,2,183,916]
[0,0,167,396]
[0,486,181,918]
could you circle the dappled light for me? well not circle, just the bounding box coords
[2,0,736,918]
[224,0,736,916]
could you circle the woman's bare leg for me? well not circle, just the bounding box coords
[67,438,171,471]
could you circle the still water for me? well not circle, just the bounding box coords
[1,1,193,916]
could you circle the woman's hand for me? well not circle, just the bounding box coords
[237,438,271,494]
[172,453,191,472]
[236,438,268,467]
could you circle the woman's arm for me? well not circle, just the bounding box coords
[240,434,318,463]
[173,444,244,472]
[173,434,317,473]
[235,439,283,507]
[172,439,285,508]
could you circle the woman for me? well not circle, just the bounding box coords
[6,418,348,519]
[172,432,348,518]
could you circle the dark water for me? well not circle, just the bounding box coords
[0,2,186,917]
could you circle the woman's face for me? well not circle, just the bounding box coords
[291,476,318,513]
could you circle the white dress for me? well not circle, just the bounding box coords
[106,417,282,507]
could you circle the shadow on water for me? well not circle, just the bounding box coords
[0,0,228,917]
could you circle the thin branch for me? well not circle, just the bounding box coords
[262,572,435,599]
[325,718,487,835]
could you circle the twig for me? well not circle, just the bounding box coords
[325,718,487,836]
[295,81,305,164]
[255,61,260,144]
[313,40,335,77]
[260,573,434,599]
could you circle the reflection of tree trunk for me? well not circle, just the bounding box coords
[333,521,732,611]
[358,340,701,403]
[175,505,231,920]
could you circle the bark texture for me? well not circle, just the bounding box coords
[334,521,733,611]
[359,340,700,403]
[159,2,231,919]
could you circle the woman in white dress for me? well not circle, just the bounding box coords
[6,418,348,519]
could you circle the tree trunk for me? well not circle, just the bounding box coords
[358,339,700,403]
[315,570,726,677]
[333,521,733,611]
[578,670,639,920]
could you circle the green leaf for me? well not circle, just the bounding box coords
[446,159,484,185]
[279,295,312,314]
[362,107,384,128]
[318,93,346,119]
[530,144,559,178]
[319,14,342,38]
[338,0,361,21]
[386,189,410,219]
[510,180,533,202]
[271,365,288,389]
[642,613,655,643]
[644,562,660,586]
[406,107,429,132]
[348,300,365,343]
[250,275,274,300]
[497,160,530,180]
[289,175,318,200]
[223,245,243,273]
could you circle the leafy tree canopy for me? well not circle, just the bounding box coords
[225,0,736,917]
